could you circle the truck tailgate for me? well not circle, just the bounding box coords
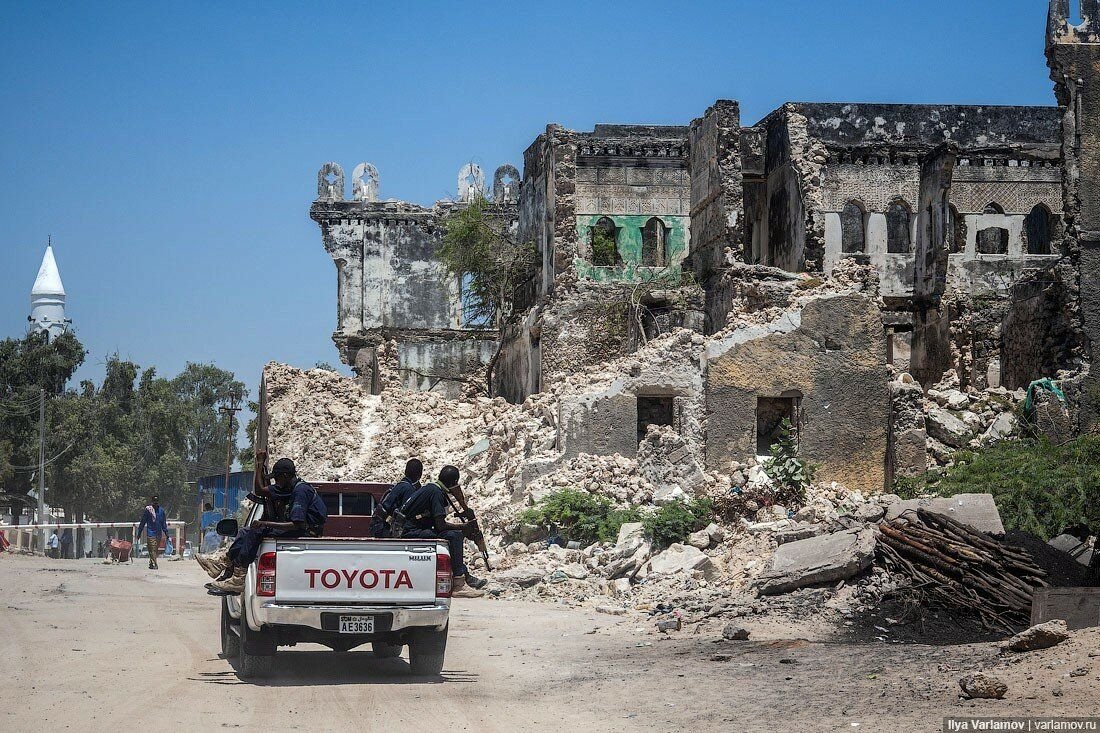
[273,539,441,604]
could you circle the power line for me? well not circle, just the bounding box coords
[10,440,77,471]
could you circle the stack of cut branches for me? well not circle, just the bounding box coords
[876,509,1048,632]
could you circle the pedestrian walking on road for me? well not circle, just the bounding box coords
[48,528,60,559]
[136,496,170,570]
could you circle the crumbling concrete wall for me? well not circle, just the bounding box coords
[1047,2,1100,430]
[554,328,706,462]
[310,165,516,396]
[687,101,743,287]
[1001,267,1078,391]
[559,380,639,459]
[703,293,890,492]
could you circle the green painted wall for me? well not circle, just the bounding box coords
[574,214,689,282]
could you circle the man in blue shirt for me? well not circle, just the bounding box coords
[398,465,488,597]
[208,456,326,595]
[370,458,423,538]
[136,496,170,570]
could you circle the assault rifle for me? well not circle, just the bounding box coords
[445,485,492,571]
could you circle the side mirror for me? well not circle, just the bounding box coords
[215,518,239,537]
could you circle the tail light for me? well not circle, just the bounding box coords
[257,551,276,597]
[436,550,453,598]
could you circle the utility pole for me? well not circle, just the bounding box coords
[37,388,46,553]
[218,392,243,518]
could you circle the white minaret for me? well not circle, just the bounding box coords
[29,242,69,340]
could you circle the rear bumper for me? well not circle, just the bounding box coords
[256,602,449,632]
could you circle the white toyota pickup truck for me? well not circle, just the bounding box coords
[216,481,452,678]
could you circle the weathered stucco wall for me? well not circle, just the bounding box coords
[574,214,688,280]
[703,293,890,492]
[310,164,514,393]
[688,100,744,333]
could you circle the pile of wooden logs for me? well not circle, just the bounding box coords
[876,509,1048,631]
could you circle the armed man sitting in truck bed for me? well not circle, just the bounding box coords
[370,458,423,539]
[394,465,488,598]
[205,451,327,595]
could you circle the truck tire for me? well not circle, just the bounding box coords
[220,598,240,659]
[372,641,403,658]
[408,625,447,675]
[237,603,276,679]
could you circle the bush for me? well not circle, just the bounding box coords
[517,489,641,546]
[643,498,714,549]
[761,419,813,506]
[907,436,1100,540]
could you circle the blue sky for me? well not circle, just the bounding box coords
[0,0,1059,414]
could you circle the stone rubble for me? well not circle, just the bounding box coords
[258,253,1058,639]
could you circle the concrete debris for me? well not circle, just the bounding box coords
[959,673,1008,700]
[884,493,1006,536]
[656,617,682,633]
[1002,619,1071,652]
[647,544,715,578]
[687,529,712,549]
[753,527,878,596]
[721,624,750,640]
[924,406,973,449]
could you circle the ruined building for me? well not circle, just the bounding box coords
[309,3,1097,492]
[310,161,518,396]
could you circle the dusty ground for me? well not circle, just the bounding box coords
[1,553,1098,732]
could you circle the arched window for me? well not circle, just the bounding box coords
[840,201,866,253]
[948,204,966,254]
[641,217,669,266]
[590,217,620,266]
[1024,204,1054,254]
[886,200,912,254]
[977,227,1009,254]
[983,202,1005,215]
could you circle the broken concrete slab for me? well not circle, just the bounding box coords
[774,524,826,545]
[753,527,877,595]
[925,406,973,448]
[646,543,714,577]
[687,528,712,549]
[615,522,646,551]
[885,493,1005,536]
[1001,619,1070,652]
[495,568,545,588]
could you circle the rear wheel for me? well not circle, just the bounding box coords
[408,625,447,675]
[237,603,276,679]
[372,641,403,658]
[220,598,240,658]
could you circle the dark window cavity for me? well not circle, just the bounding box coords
[840,201,866,254]
[977,227,1010,254]
[1024,204,1055,255]
[641,217,669,267]
[637,394,675,442]
[590,217,620,266]
[983,202,1006,215]
[756,395,798,454]
[886,200,912,254]
[948,205,966,254]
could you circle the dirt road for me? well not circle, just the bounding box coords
[1,554,1096,732]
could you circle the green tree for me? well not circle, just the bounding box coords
[438,194,537,394]
[0,331,85,512]
[47,358,246,523]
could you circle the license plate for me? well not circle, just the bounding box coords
[339,615,375,634]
